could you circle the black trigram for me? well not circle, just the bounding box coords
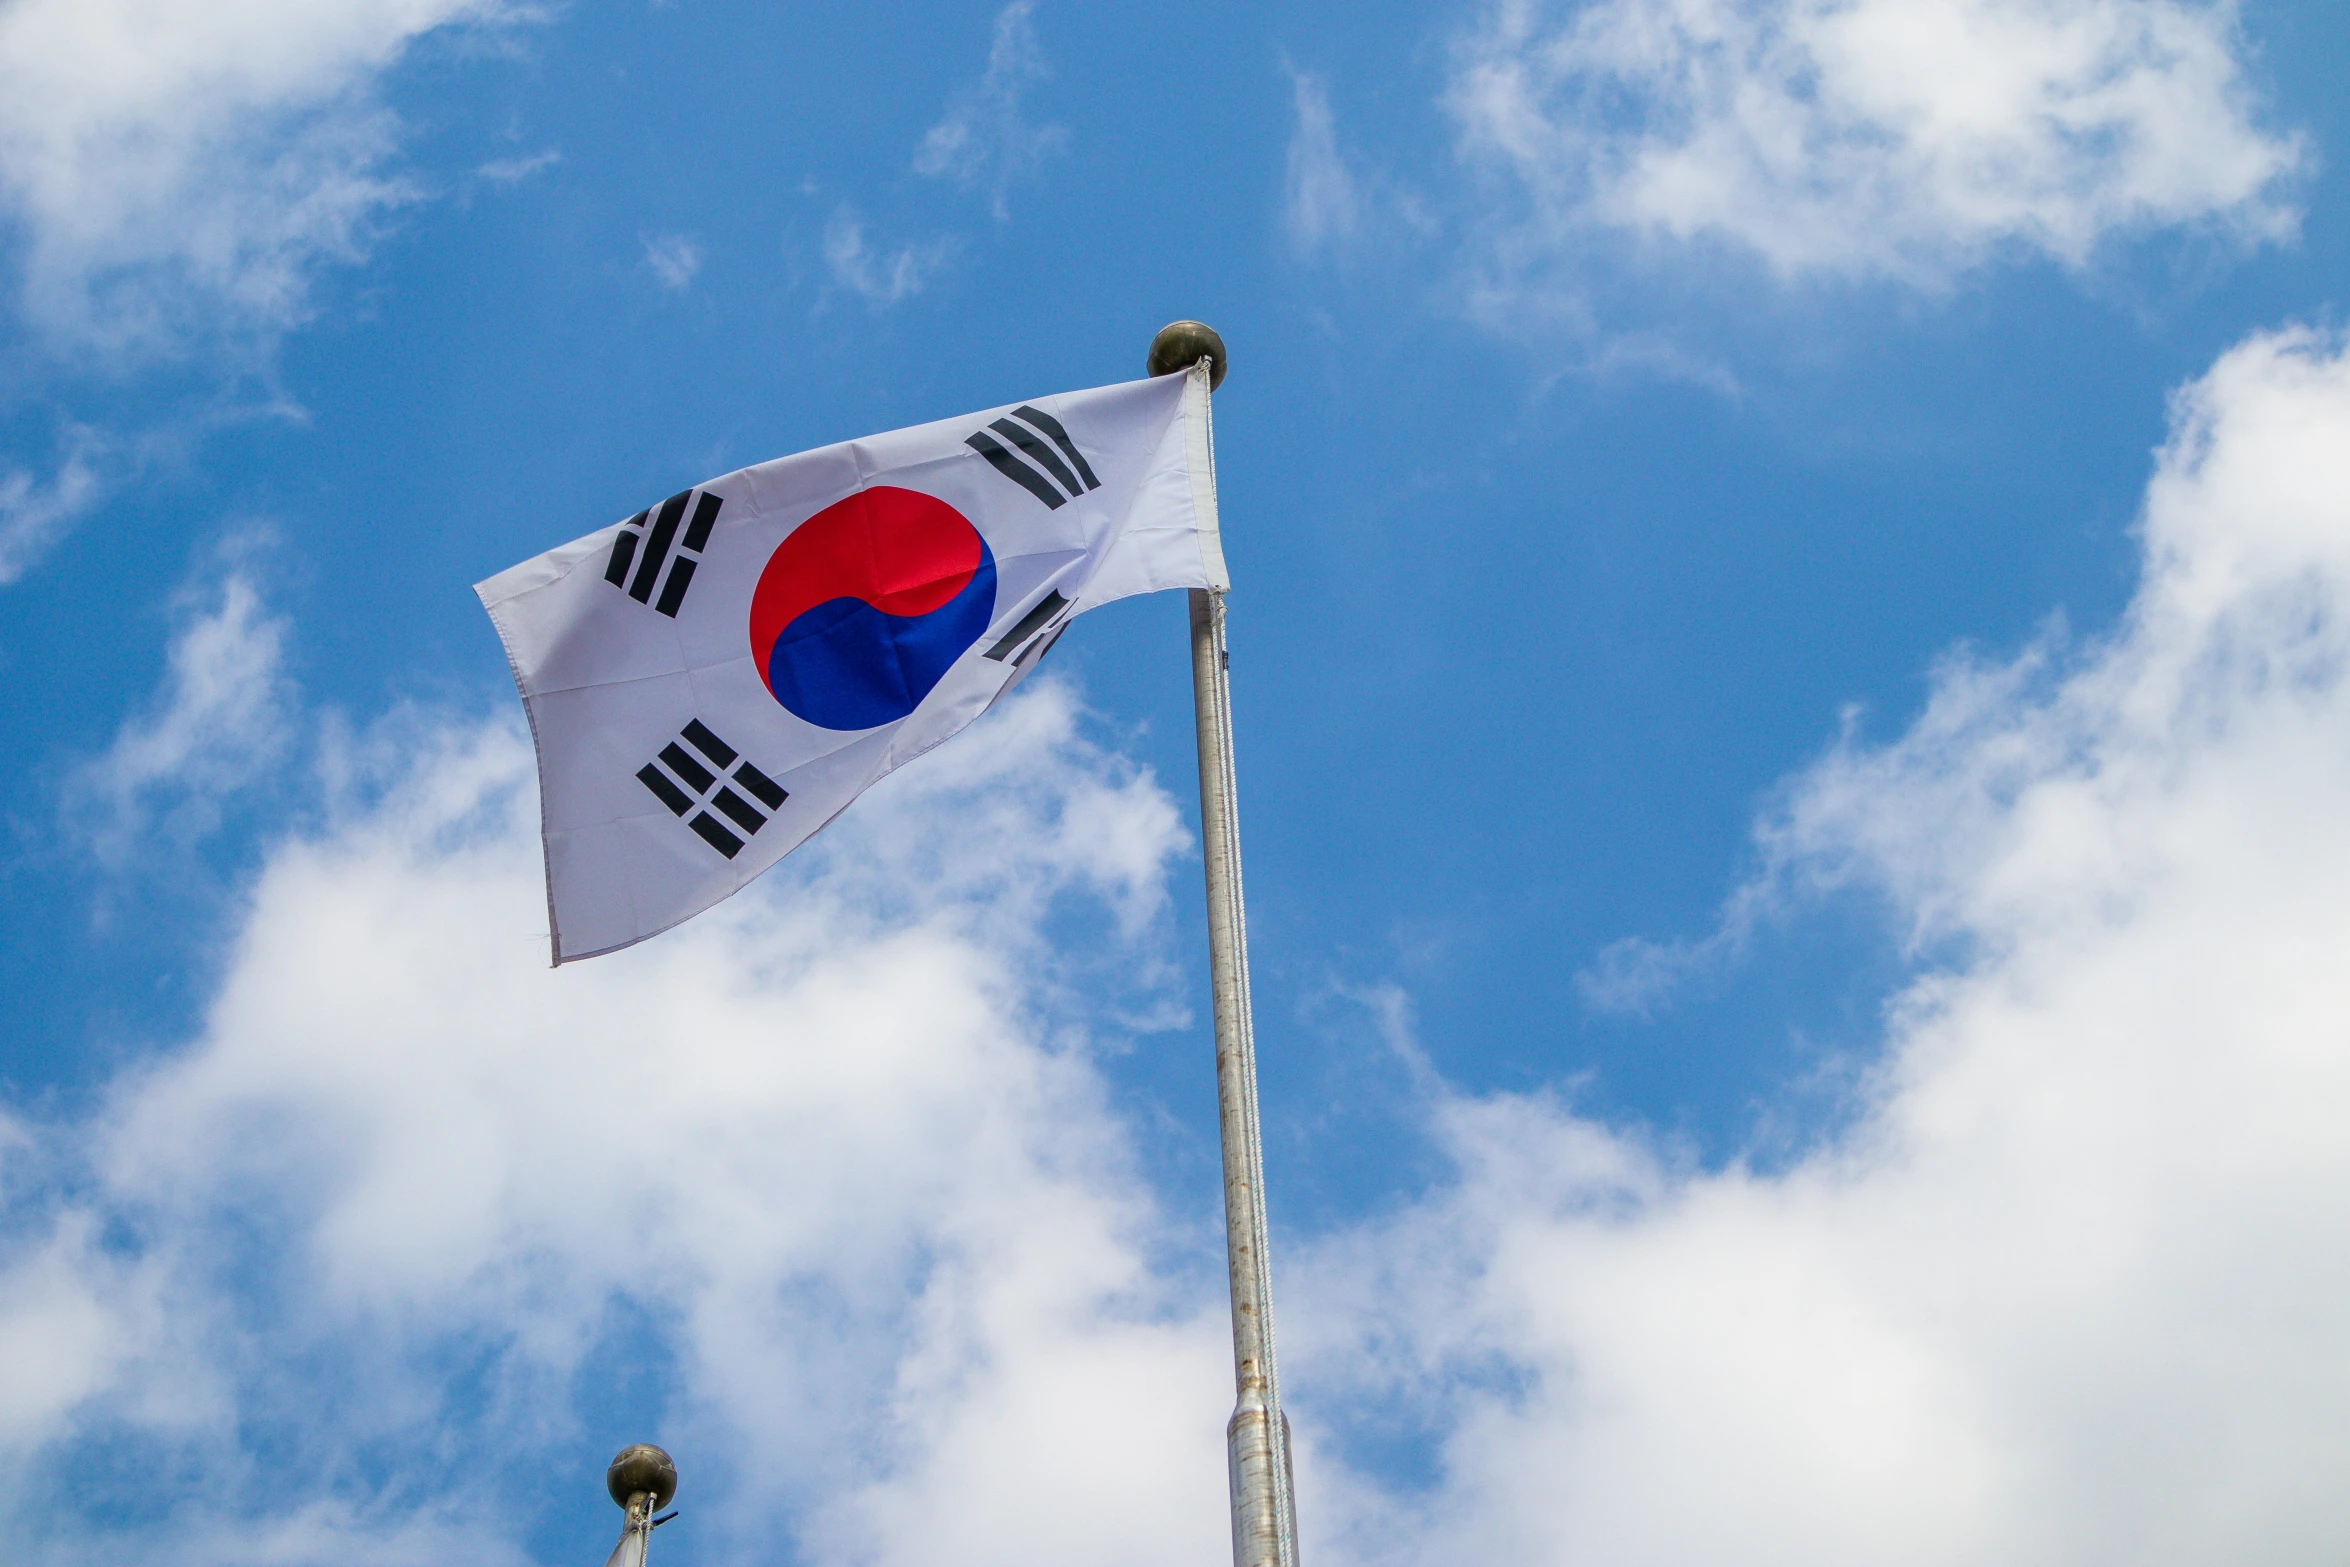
[636,719,789,859]
[983,589,1073,667]
[605,488,724,617]
[965,406,1101,510]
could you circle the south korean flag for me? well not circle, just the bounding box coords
[477,362,1228,964]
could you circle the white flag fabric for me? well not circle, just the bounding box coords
[477,363,1227,964]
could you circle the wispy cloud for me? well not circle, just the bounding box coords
[5,680,1226,1564]
[0,425,105,586]
[70,549,295,865]
[1301,322,2350,1564]
[476,148,560,185]
[0,0,521,360]
[824,208,954,307]
[641,232,703,291]
[1285,71,1362,255]
[1447,0,2305,308]
[0,0,530,585]
[914,0,1068,219]
[1281,65,1437,266]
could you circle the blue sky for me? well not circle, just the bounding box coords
[5,1,2350,1563]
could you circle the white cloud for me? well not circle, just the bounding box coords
[914,0,1067,219]
[1286,72,1363,254]
[5,680,1233,1565]
[476,148,560,185]
[1297,325,2350,1562]
[0,0,525,580]
[825,208,954,307]
[1449,0,2303,290]
[0,0,515,356]
[641,232,702,291]
[0,1216,135,1452]
[1282,68,1440,266]
[72,556,294,863]
[0,424,104,585]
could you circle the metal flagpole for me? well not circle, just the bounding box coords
[600,1444,678,1567]
[1149,321,1300,1567]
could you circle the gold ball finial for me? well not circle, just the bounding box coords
[1147,320,1226,390]
[606,1443,677,1511]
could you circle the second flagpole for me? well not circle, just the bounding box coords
[1149,321,1300,1567]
